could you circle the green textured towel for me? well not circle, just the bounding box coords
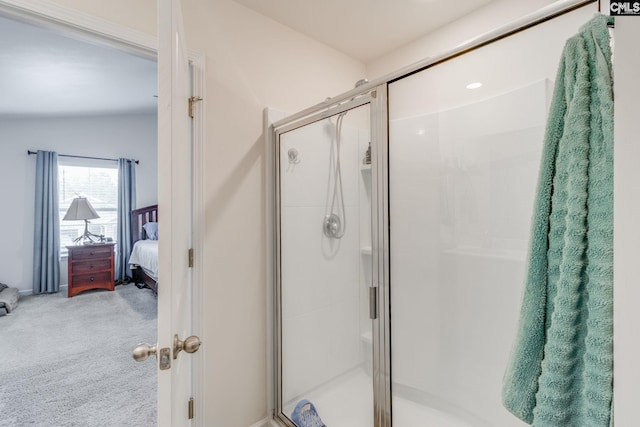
[502,14,614,427]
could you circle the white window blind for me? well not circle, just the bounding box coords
[58,160,118,251]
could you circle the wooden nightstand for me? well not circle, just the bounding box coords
[66,243,116,298]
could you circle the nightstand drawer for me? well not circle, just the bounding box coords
[73,271,112,287]
[72,246,112,260]
[72,259,111,274]
[66,242,115,298]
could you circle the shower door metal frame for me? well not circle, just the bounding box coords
[370,85,391,427]
[272,84,391,427]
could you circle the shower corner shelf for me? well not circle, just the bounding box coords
[360,246,372,256]
[360,164,372,172]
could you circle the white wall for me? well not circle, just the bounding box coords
[613,15,640,427]
[0,113,158,292]
[183,2,366,425]
[44,0,366,425]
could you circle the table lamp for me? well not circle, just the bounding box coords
[63,197,102,244]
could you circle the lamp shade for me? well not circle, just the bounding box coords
[63,197,100,221]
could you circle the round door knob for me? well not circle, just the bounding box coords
[173,334,202,359]
[183,336,201,354]
[132,343,157,362]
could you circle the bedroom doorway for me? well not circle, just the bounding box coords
[0,1,205,425]
[0,7,160,426]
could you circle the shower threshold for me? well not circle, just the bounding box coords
[282,368,474,427]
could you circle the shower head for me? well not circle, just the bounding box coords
[345,78,370,103]
[323,79,370,107]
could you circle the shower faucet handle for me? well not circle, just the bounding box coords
[324,213,343,239]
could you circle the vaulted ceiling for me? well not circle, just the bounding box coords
[0,15,157,118]
[231,0,494,62]
[0,0,500,117]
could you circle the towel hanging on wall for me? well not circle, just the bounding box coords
[502,14,614,427]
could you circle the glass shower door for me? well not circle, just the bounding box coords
[275,102,375,427]
[387,5,596,427]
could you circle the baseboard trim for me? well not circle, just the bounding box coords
[249,417,278,427]
[19,284,68,296]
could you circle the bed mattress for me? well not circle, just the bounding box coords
[128,240,158,281]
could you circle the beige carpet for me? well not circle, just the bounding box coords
[0,284,157,427]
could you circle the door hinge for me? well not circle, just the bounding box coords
[188,96,203,118]
[188,248,194,268]
[188,397,194,419]
[369,286,378,320]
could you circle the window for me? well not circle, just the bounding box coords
[58,160,118,251]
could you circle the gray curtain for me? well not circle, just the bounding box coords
[116,158,136,280]
[33,150,60,294]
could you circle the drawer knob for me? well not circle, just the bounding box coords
[90,277,95,282]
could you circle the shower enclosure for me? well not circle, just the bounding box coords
[272,2,598,426]
[275,91,387,426]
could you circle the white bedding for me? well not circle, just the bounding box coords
[128,240,158,281]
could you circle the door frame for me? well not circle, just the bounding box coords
[0,0,206,424]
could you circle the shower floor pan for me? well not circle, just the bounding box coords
[282,368,475,427]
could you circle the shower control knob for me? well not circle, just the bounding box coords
[324,213,344,239]
[288,148,298,162]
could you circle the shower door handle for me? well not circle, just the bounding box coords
[369,286,378,320]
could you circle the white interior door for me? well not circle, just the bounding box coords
[158,0,194,425]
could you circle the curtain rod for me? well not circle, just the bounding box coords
[27,150,139,165]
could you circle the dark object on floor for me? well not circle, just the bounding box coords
[291,399,325,427]
[115,278,133,286]
[0,284,19,315]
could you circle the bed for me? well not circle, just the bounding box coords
[129,205,158,293]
